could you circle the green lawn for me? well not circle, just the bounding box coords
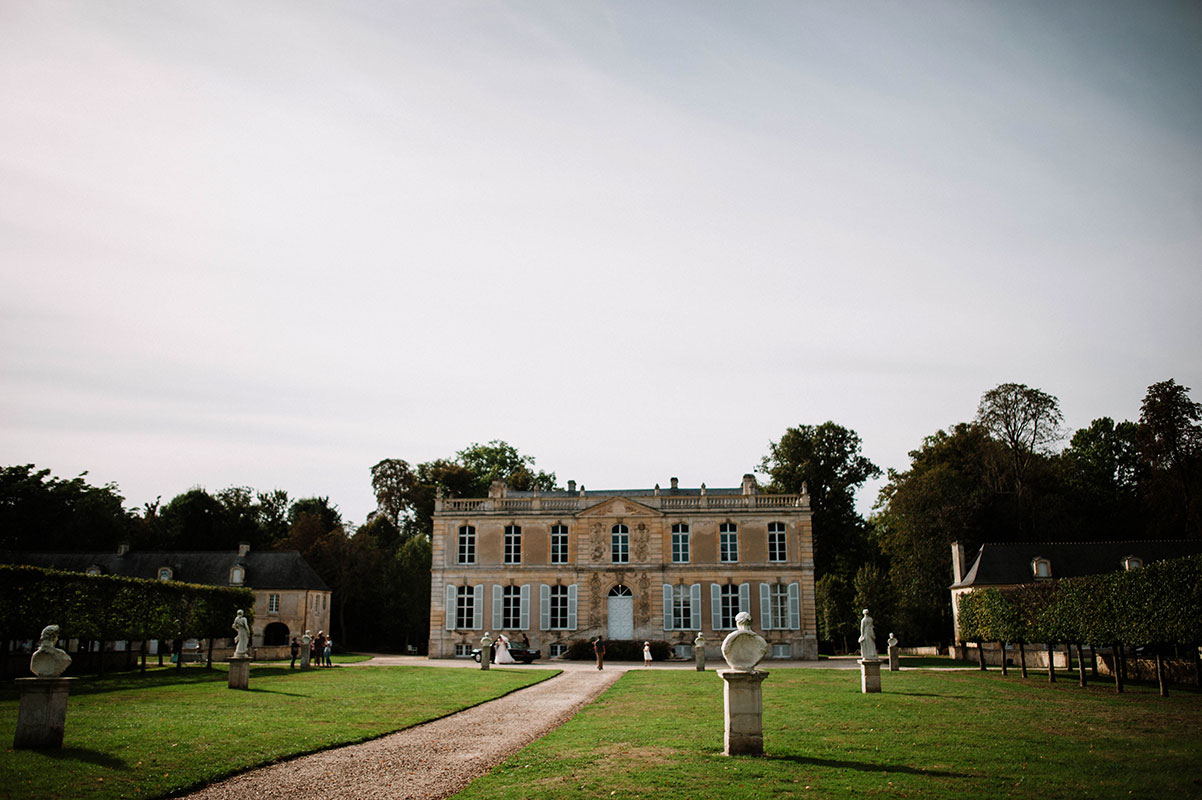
[455,668,1202,799]
[0,664,553,800]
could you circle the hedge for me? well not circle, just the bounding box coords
[0,563,255,644]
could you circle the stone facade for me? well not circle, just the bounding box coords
[428,476,818,660]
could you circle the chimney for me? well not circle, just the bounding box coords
[567,480,576,493]
[670,477,679,491]
[116,542,129,557]
[951,541,967,584]
[741,474,755,495]
[238,542,251,557]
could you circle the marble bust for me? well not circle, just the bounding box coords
[858,609,878,661]
[721,612,768,672]
[30,624,72,678]
[888,632,898,649]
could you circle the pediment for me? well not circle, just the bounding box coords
[574,497,663,518]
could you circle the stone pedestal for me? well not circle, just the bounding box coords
[719,669,768,755]
[888,644,899,672]
[14,677,75,749]
[695,646,706,671]
[228,656,251,690]
[859,659,882,693]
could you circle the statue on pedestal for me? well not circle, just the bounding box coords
[721,612,769,672]
[858,609,878,661]
[232,610,251,658]
[30,625,71,678]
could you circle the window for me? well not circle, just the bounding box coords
[549,643,568,658]
[674,643,693,659]
[769,584,789,629]
[719,522,738,562]
[759,582,801,630]
[157,567,172,581]
[501,586,522,629]
[611,524,629,563]
[548,585,569,629]
[454,643,471,657]
[455,586,475,629]
[719,584,740,629]
[230,565,245,585]
[268,593,280,614]
[550,524,569,564]
[771,643,792,659]
[768,522,786,562]
[86,565,101,576]
[504,525,522,564]
[1123,555,1143,570]
[458,526,476,564]
[1032,557,1052,579]
[671,523,690,563]
[671,584,692,630]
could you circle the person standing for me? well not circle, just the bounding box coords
[314,631,327,666]
[643,641,652,667]
[289,637,300,669]
[593,636,606,670]
[323,636,333,667]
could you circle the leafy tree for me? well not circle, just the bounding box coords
[852,562,894,647]
[155,488,232,550]
[759,422,881,579]
[1138,379,1202,536]
[1057,418,1141,540]
[976,383,1064,534]
[815,573,855,652]
[0,465,138,551]
[455,440,558,493]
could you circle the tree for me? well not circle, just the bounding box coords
[0,465,138,552]
[976,383,1064,534]
[370,459,418,529]
[455,441,557,493]
[760,422,882,579]
[154,488,231,550]
[1057,418,1141,540]
[1138,379,1202,536]
[815,573,854,653]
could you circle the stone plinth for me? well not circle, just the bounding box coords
[14,677,75,749]
[859,659,882,693]
[228,656,251,690]
[695,646,706,671]
[719,669,769,756]
[888,644,899,672]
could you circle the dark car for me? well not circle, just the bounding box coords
[471,645,541,664]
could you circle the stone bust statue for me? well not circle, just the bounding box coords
[721,611,769,672]
[30,624,72,677]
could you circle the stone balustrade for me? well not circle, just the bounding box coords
[437,492,806,514]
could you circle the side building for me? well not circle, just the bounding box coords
[428,475,818,661]
[6,543,331,659]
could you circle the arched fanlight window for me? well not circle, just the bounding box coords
[158,566,173,581]
[1122,555,1143,571]
[1031,558,1051,579]
[86,565,102,576]
[230,565,245,585]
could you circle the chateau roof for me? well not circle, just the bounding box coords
[950,540,1202,589]
[1,549,329,591]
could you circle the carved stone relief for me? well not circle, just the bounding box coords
[633,523,649,561]
[637,572,651,623]
[589,572,602,625]
[590,523,605,561]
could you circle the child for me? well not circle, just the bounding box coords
[643,641,652,667]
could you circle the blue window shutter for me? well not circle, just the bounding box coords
[690,584,702,631]
[662,584,674,631]
[520,584,531,630]
[539,584,551,631]
[710,583,721,631]
[759,583,772,631]
[472,584,484,630]
[492,585,502,631]
[788,582,801,630]
[445,584,456,630]
[567,584,578,630]
[739,583,750,616]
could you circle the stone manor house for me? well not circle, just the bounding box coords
[428,476,818,661]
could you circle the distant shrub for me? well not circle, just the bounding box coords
[562,639,673,661]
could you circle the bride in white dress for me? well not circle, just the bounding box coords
[494,633,516,664]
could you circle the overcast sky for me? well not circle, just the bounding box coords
[3,1,1200,527]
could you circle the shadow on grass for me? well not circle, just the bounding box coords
[246,687,310,697]
[889,691,971,699]
[41,747,131,770]
[768,754,969,778]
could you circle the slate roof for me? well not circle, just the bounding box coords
[951,540,1202,589]
[1,550,329,592]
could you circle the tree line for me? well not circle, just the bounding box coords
[3,379,1199,653]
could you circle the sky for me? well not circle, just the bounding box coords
[2,0,1201,527]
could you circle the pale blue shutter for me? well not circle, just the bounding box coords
[472,584,484,630]
[759,583,772,631]
[710,583,721,630]
[567,584,578,629]
[492,585,503,631]
[519,584,530,630]
[788,582,801,630]
[739,583,751,617]
[663,584,674,631]
[690,584,702,631]
[540,584,551,630]
[445,584,456,630]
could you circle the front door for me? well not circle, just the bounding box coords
[607,585,633,640]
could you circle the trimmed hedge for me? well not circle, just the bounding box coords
[0,563,254,643]
[562,639,674,661]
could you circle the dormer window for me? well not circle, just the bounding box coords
[158,566,173,581]
[230,565,245,585]
[1123,555,1143,571]
[1031,558,1052,579]
[86,565,102,576]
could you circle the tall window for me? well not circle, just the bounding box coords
[768,522,786,562]
[268,593,280,614]
[550,525,569,564]
[611,524,629,563]
[548,585,569,629]
[672,584,691,630]
[671,523,690,563]
[501,585,522,629]
[455,586,475,629]
[504,525,522,564]
[458,526,476,564]
[719,522,738,562]
[719,584,740,629]
[769,584,789,629]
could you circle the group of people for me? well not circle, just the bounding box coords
[289,632,333,668]
[486,631,529,664]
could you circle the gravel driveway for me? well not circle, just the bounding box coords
[180,666,623,800]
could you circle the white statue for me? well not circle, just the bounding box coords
[858,609,877,661]
[721,611,769,672]
[694,632,705,648]
[232,609,251,658]
[888,632,898,649]
[30,624,72,677]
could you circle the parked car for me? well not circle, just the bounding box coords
[471,645,541,664]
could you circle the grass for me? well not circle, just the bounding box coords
[0,663,553,800]
[455,668,1202,800]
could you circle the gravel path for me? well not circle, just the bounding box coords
[181,667,623,800]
